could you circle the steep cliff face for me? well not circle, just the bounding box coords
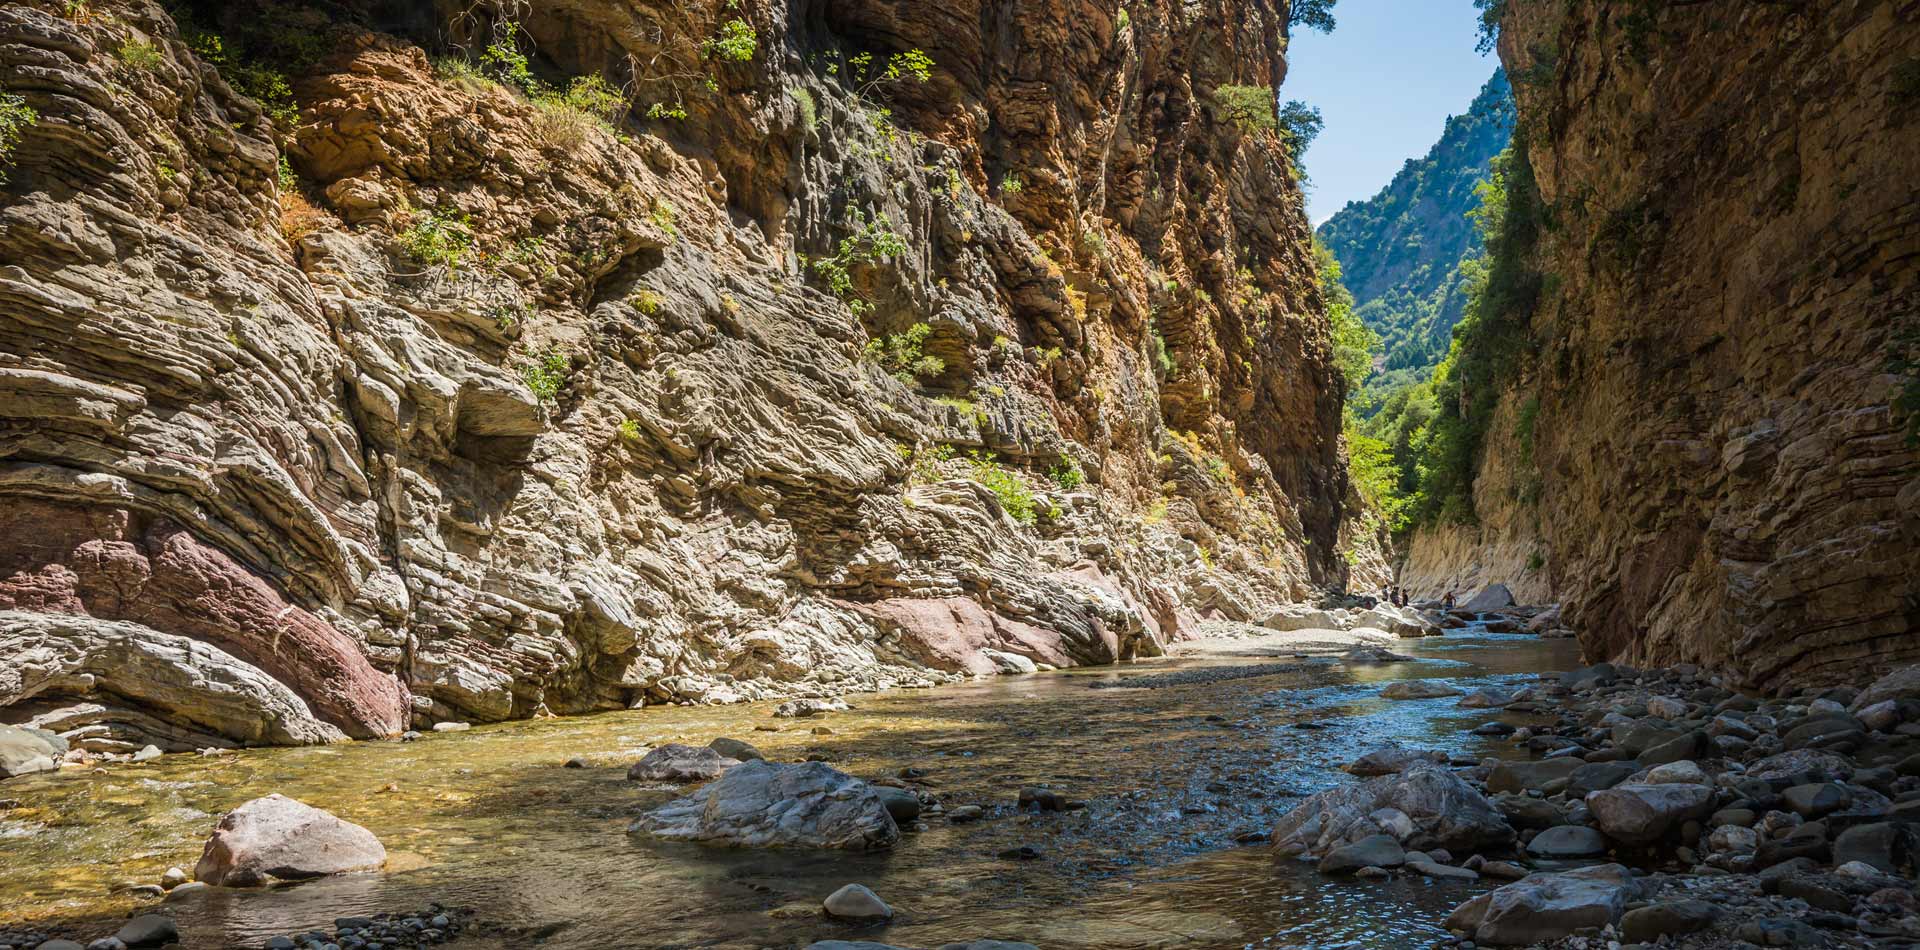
[0,0,1366,748]
[1422,0,1920,689]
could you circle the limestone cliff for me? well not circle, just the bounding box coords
[0,0,1370,748]
[1413,0,1920,690]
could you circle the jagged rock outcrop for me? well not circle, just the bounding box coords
[1412,0,1920,688]
[0,0,1365,747]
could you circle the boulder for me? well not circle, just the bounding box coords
[1318,834,1407,874]
[873,786,922,823]
[1526,825,1608,858]
[1381,681,1462,700]
[1346,745,1447,777]
[1643,760,1710,785]
[1639,730,1708,766]
[774,698,848,718]
[707,737,765,761]
[1708,824,1759,855]
[1273,763,1513,857]
[0,723,66,778]
[1262,604,1342,631]
[1585,783,1715,844]
[1619,901,1721,943]
[193,794,386,887]
[627,744,740,782]
[1561,663,1620,689]
[629,760,899,850]
[1782,782,1851,818]
[1567,761,1641,797]
[1458,687,1518,709]
[1448,864,1639,946]
[1462,584,1515,612]
[1351,604,1434,638]
[1832,822,1917,874]
[114,915,179,949]
[1851,665,1920,711]
[1486,758,1583,794]
[823,883,893,921]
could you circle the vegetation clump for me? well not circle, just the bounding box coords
[812,210,909,316]
[400,208,476,271]
[863,323,944,384]
[0,93,37,183]
[522,347,570,403]
[966,452,1038,524]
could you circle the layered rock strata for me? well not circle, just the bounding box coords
[0,0,1373,748]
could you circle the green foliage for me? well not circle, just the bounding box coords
[530,74,628,147]
[1214,84,1275,134]
[646,102,689,121]
[400,208,476,271]
[1473,0,1507,54]
[1049,460,1085,491]
[863,322,945,384]
[630,290,663,315]
[1279,99,1324,158]
[617,418,642,442]
[1149,320,1176,375]
[0,93,37,184]
[1315,239,1377,392]
[170,2,336,127]
[789,86,817,127]
[1114,9,1131,36]
[1346,422,1413,533]
[118,39,164,70]
[999,172,1024,195]
[1290,0,1337,34]
[703,18,759,62]
[522,347,570,404]
[1317,71,1514,411]
[1412,140,1545,523]
[812,209,909,316]
[966,452,1038,524]
[649,199,678,238]
[1514,395,1540,466]
[481,36,537,93]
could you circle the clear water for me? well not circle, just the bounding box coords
[0,629,1579,949]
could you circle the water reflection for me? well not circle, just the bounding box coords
[0,628,1578,948]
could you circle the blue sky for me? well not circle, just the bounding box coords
[1285,0,1498,225]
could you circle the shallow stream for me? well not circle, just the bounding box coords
[0,628,1579,949]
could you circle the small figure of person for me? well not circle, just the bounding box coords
[1443,590,1457,610]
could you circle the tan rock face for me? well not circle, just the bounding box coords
[1412,0,1920,689]
[0,1,1363,744]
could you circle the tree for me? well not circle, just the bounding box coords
[1279,100,1323,157]
[1290,0,1337,35]
[1473,0,1506,54]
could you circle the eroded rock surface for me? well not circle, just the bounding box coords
[0,0,1378,746]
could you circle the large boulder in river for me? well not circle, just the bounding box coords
[1346,745,1447,777]
[1585,783,1716,844]
[0,723,67,778]
[193,794,386,886]
[1273,763,1513,857]
[628,743,740,782]
[1447,864,1639,945]
[1463,584,1516,613]
[1381,680,1462,700]
[630,759,899,850]
[1350,604,1434,638]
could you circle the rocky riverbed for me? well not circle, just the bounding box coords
[4,617,1915,950]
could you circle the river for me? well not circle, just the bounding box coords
[0,626,1579,949]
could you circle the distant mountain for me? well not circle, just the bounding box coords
[1317,70,1515,404]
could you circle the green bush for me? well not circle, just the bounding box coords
[966,452,1038,524]
[863,322,944,384]
[1214,84,1274,133]
[522,347,569,403]
[118,39,164,70]
[703,19,758,62]
[1316,239,1377,391]
[812,209,908,315]
[399,209,476,271]
[0,93,37,184]
[481,36,536,93]
[789,87,817,127]
[1049,460,1084,491]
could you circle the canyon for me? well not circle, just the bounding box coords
[0,0,1385,750]
[1403,0,1920,693]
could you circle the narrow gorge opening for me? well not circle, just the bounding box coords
[0,0,1915,948]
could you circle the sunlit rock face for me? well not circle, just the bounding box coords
[0,0,1374,746]
[1411,0,1920,690]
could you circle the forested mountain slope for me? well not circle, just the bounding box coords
[1316,70,1513,403]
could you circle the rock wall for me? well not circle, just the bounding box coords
[1399,387,1550,606]
[1449,0,1920,689]
[0,0,1371,749]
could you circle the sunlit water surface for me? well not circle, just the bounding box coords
[0,628,1579,949]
